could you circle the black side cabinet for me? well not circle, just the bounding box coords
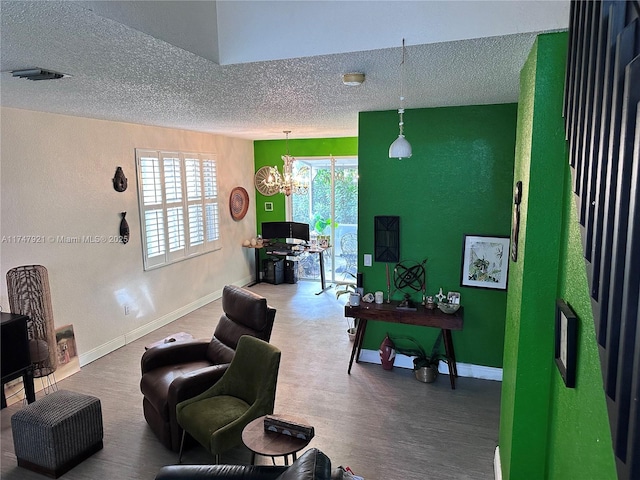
[1,312,36,408]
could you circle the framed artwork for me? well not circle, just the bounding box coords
[264,202,274,212]
[555,300,577,388]
[447,291,461,305]
[460,235,510,290]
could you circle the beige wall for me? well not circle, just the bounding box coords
[0,107,256,364]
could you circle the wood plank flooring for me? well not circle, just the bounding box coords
[1,281,502,479]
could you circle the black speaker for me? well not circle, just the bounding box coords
[374,216,400,262]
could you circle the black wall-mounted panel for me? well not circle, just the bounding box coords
[374,216,400,263]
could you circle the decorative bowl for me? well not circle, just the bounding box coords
[437,302,460,314]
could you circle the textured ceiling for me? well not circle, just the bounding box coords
[0,1,570,140]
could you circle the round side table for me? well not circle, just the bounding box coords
[241,415,312,465]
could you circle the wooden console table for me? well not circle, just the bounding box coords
[344,302,464,389]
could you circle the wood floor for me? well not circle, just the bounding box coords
[1,281,502,479]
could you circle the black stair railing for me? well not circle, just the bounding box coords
[563,1,640,479]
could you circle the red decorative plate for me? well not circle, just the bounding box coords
[230,187,249,220]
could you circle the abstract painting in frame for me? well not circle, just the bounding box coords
[460,235,510,290]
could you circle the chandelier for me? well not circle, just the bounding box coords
[263,131,309,196]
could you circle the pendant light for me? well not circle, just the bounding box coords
[389,39,412,159]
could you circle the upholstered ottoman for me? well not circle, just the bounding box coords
[11,389,103,478]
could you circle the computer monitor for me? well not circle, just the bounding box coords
[262,222,310,242]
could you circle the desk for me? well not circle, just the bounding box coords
[245,245,330,295]
[344,302,464,389]
[1,313,36,408]
[242,414,312,465]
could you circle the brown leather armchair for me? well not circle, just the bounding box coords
[140,285,276,451]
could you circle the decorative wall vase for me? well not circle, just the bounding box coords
[120,212,130,244]
[113,167,128,192]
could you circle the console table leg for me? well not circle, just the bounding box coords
[348,318,367,374]
[442,328,458,389]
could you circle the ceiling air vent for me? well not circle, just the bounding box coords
[11,68,66,81]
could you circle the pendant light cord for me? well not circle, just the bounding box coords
[399,38,406,137]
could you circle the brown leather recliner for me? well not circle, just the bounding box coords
[140,285,276,451]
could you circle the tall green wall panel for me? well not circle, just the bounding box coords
[358,103,517,367]
[498,32,616,480]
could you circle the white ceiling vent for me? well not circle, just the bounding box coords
[11,68,67,81]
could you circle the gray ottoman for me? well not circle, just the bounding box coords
[11,389,103,478]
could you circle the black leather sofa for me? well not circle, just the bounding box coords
[155,448,343,480]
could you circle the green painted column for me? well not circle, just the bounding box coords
[499,32,568,479]
[499,31,615,480]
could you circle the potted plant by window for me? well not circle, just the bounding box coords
[313,214,337,247]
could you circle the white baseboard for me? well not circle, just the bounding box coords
[79,336,127,366]
[358,349,503,382]
[122,288,224,345]
[77,282,248,366]
[494,446,502,480]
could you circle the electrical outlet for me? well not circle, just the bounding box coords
[364,254,372,267]
[124,305,130,315]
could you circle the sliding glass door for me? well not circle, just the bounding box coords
[287,156,358,285]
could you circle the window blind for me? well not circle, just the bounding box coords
[136,149,220,270]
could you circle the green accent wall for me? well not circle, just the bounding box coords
[358,104,517,367]
[253,137,358,228]
[498,32,616,480]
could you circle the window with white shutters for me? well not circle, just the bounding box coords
[136,149,220,270]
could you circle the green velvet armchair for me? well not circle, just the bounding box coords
[176,335,281,463]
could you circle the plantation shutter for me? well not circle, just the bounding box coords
[136,149,220,270]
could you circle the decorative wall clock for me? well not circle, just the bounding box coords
[254,166,279,196]
[230,187,249,220]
